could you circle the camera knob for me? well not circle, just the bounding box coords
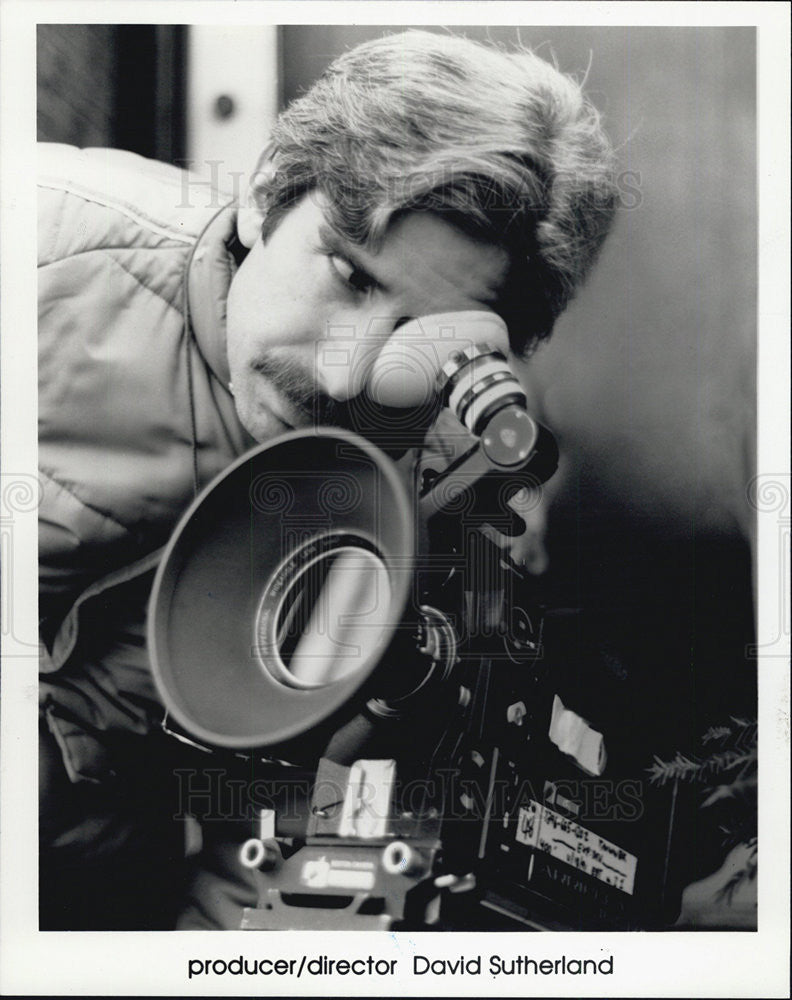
[239,838,280,870]
[382,841,427,876]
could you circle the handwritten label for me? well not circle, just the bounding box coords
[515,800,637,895]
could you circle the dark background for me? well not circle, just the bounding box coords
[38,24,756,873]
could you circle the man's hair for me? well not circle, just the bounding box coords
[251,30,618,354]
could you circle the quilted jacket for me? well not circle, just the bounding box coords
[38,144,256,777]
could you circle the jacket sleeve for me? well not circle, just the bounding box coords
[37,143,199,629]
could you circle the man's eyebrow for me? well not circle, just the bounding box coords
[317,222,386,291]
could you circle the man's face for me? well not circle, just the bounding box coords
[226,193,510,442]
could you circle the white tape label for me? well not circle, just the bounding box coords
[516,799,637,895]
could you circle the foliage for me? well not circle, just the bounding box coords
[647,717,757,903]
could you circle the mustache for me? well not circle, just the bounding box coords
[251,352,348,427]
[249,350,442,455]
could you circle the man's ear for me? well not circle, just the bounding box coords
[237,203,266,249]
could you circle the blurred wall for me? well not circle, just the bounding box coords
[281,26,757,738]
[37,25,117,147]
[186,26,279,196]
[37,25,185,162]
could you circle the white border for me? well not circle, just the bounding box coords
[1,2,789,996]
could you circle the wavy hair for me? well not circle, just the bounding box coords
[251,30,618,353]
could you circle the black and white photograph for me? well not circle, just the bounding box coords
[1,3,789,996]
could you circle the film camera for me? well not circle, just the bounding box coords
[149,313,680,931]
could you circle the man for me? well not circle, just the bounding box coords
[38,30,617,929]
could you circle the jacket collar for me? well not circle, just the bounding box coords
[186,202,245,391]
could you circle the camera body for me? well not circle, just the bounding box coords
[149,345,680,930]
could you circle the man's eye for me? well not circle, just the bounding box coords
[329,254,375,294]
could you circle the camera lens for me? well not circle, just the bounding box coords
[438,343,527,436]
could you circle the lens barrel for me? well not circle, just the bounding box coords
[438,343,527,436]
